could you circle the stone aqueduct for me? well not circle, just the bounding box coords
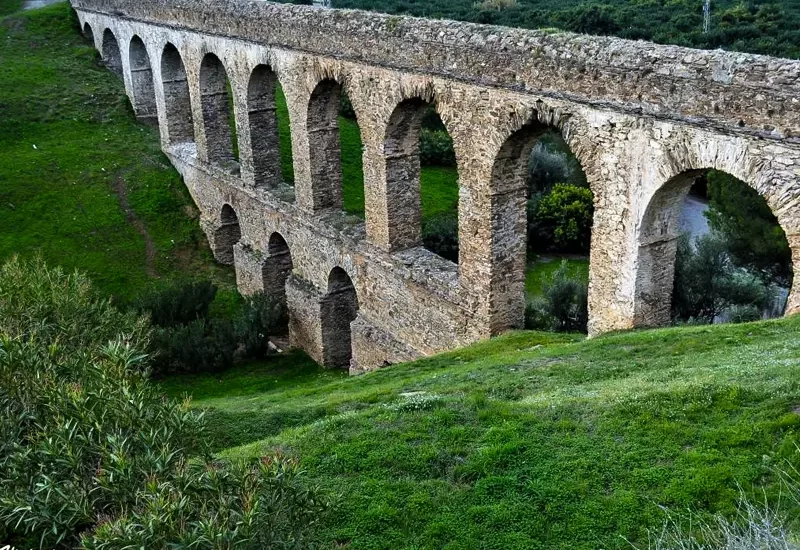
[73,0,800,373]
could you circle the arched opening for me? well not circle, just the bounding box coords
[199,53,238,171]
[306,78,364,215]
[263,232,293,334]
[128,36,157,125]
[247,65,289,189]
[635,169,792,327]
[321,267,359,369]
[384,98,459,261]
[160,43,194,145]
[213,204,241,265]
[489,122,592,334]
[101,29,123,78]
[83,23,94,44]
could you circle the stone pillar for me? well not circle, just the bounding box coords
[632,174,695,328]
[233,243,266,296]
[286,275,325,365]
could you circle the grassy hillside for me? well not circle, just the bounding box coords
[0,3,233,301]
[161,315,800,549]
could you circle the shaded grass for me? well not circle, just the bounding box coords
[161,315,800,549]
[0,3,233,302]
[525,255,590,296]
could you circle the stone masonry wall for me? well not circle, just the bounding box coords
[74,2,800,372]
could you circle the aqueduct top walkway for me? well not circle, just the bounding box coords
[73,0,800,373]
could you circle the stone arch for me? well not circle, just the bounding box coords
[321,266,359,368]
[199,53,238,168]
[160,43,194,145]
[128,35,157,124]
[383,96,458,259]
[306,78,345,211]
[83,22,94,44]
[247,64,282,188]
[633,166,794,327]
[212,204,241,265]
[101,29,123,78]
[485,113,592,334]
[263,232,293,334]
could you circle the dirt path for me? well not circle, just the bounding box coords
[112,177,160,279]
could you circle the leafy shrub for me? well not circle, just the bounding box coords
[527,139,586,196]
[525,260,588,333]
[672,232,774,324]
[422,213,459,262]
[0,257,324,549]
[420,128,456,167]
[150,317,238,375]
[705,170,792,286]
[137,283,285,376]
[134,280,218,327]
[529,183,594,253]
[236,293,288,358]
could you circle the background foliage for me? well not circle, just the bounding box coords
[316,0,800,59]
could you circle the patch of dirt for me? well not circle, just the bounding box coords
[111,177,160,279]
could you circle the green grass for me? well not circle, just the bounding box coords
[0,3,233,302]
[0,0,22,17]
[526,255,589,296]
[161,314,800,549]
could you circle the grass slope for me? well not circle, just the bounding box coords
[0,3,232,301]
[161,315,800,550]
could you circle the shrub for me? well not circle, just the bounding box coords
[150,317,238,375]
[529,183,594,253]
[705,170,792,286]
[525,260,588,333]
[420,128,456,167]
[0,257,324,548]
[138,283,285,376]
[672,232,774,324]
[134,280,218,327]
[236,293,288,358]
[422,214,460,262]
[527,140,586,195]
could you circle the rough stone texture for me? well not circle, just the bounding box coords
[74,0,800,373]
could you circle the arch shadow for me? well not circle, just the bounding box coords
[213,204,241,265]
[161,43,195,145]
[102,29,123,78]
[128,36,157,125]
[321,267,359,369]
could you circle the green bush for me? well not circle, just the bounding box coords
[236,293,288,358]
[672,232,774,324]
[136,283,286,376]
[422,213,460,262]
[420,128,456,167]
[0,257,324,548]
[526,138,586,195]
[134,280,218,327]
[529,183,594,253]
[524,260,588,333]
[705,170,792,286]
[150,317,238,375]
